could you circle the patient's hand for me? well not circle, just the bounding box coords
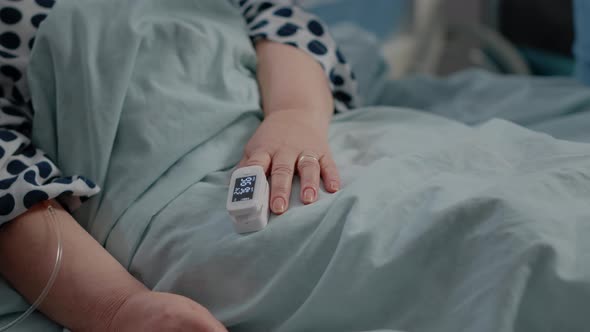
[0,201,227,332]
[239,109,340,215]
[107,291,227,332]
[247,41,340,214]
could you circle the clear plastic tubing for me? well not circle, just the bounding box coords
[0,204,63,331]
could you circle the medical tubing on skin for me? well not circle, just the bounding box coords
[0,204,63,331]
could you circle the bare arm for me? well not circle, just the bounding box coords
[255,40,334,126]
[0,201,146,331]
[0,201,226,332]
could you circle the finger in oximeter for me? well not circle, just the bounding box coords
[226,166,269,234]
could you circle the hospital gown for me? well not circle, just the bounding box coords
[0,0,358,226]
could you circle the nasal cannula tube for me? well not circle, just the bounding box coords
[0,204,63,331]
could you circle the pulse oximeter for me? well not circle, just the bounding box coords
[226,165,269,233]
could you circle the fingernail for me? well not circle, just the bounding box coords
[303,188,316,204]
[330,181,340,192]
[272,197,286,214]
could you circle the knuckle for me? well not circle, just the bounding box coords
[321,162,338,174]
[157,309,199,331]
[245,158,265,166]
[156,309,181,328]
[301,174,319,186]
[272,185,290,196]
[320,157,335,168]
[298,159,320,171]
[271,164,294,177]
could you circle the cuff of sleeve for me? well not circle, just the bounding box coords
[0,171,100,226]
[247,4,359,112]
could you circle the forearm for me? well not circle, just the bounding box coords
[255,40,334,128]
[0,200,147,331]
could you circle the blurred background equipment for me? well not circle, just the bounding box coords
[299,0,576,79]
[497,0,575,76]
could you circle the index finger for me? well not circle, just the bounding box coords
[239,150,272,174]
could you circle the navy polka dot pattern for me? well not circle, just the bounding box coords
[0,105,20,116]
[0,129,17,142]
[0,193,15,215]
[277,22,299,37]
[30,13,47,28]
[10,86,24,103]
[336,49,346,64]
[0,0,55,105]
[34,0,55,9]
[307,20,324,37]
[0,99,100,223]
[0,7,22,25]
[0,31,20,50]
[18,144,36,158]
[1,64,22,81]
[307,40,328,55]
[0,176,17,190]
[250,19,269,30]
[0,0,359,225]
[23,169,37,185]
[0,1,100,225]
[231,0,359,111]
[6,159,27,174]
[53,177,73,185]
[258,2,273,12]
[0,50,16,58]
[23,189,48,208]
[274,7,293,18]
[330,69,344,86]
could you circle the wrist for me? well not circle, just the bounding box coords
[89,287,149,332]
[265,108,332,131]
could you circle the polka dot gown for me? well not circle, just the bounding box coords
[0,0,99,224]
[0,0,358,226]
[233,0,359,111]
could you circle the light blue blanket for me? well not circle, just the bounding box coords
[2,0,590,331]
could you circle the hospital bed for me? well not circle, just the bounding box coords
[2,1,590,331]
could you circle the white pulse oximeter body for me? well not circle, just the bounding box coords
[226,165,269,234]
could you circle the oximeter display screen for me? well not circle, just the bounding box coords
[232,176,257,202]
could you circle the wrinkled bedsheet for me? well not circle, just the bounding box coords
[2,0,590,331]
